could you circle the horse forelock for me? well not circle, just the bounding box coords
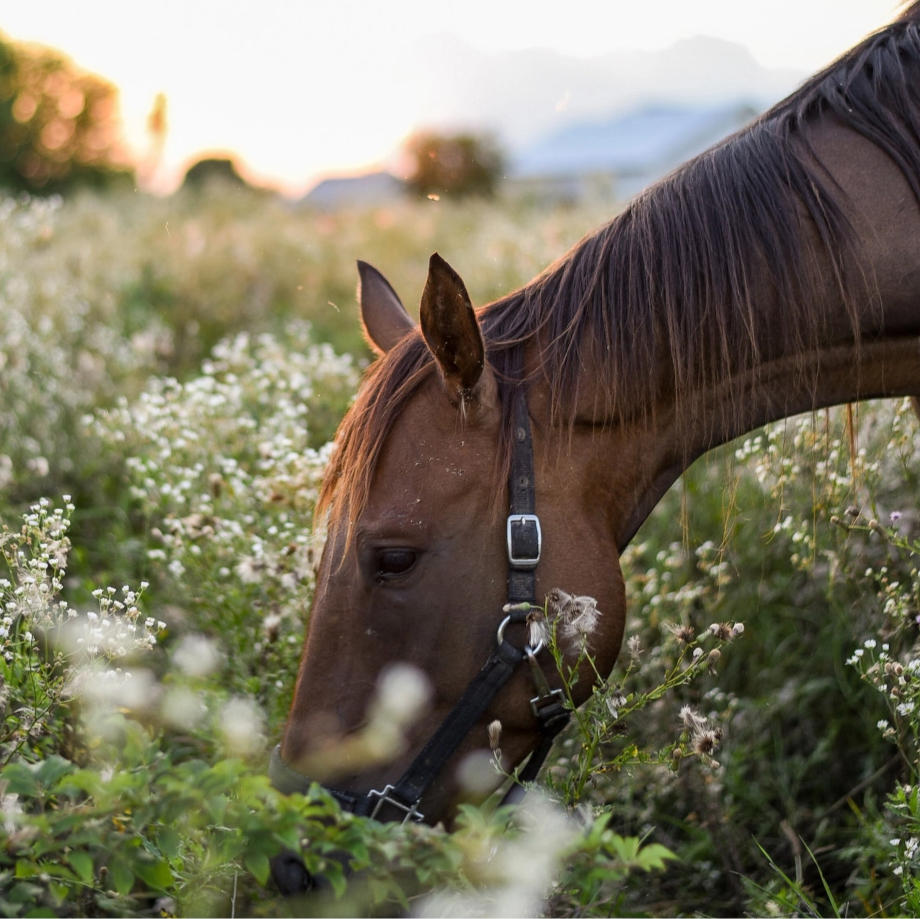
[316,332,434,538]
[319,12,920,534]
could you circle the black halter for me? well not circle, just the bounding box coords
[269,389,568,824]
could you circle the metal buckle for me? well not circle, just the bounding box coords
[530,688,564,719]
[367,785,425,824]
[507,513,541,568]
[496,613,544,656]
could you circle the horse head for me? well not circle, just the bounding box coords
[272,254,627,855]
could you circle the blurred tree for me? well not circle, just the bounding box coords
[137,91,167,189]
[0,32,133,194]
[404,131,505,199]
[181,156,252,191]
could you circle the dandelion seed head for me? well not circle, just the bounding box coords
[679,705,707,732]
[692,729,720,757]
[668,623,695,644]
[526,610,547,649]
[708,622,733,641]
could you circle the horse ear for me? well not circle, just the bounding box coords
[357,260,416,355]
[419,253,490,404]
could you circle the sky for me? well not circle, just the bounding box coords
[0,0,905,196]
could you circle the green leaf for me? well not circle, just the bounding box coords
[134,858,173,893]
[635,843,677,872]
[156,826,181,860]
[65,851,94,886]
[1,764,40,799]
[609,834,641,863]
[244,851,270,887]
[5,881,44,904]
[34,756,74,790]
[14,860,37,879]
[325,863,348,899]
[109,857,134,897]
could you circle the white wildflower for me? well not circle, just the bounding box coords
[172,634,220,678]
[547,588,601,647]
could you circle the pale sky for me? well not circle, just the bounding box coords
[0,1,904,195]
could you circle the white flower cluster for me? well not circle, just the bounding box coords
[76,584,161,659]
[0,497,74,662]
[92,325,357,626]
[0,498,157,665]
[0,196,165,499]
[846,635,920,743]
[891,835,920,878]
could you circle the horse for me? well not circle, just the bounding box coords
[271,3,920,894]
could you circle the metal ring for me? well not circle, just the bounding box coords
[496,614,544,657]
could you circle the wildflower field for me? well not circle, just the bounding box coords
[3,185,920,917]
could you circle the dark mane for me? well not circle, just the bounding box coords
[319,11,920,529]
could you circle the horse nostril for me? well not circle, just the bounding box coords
[270,849,315,896]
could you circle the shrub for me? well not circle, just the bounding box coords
[404,131,506,199]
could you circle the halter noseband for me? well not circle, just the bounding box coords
[269,389,568,823]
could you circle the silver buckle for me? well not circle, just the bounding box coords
[507,514,541,568]
[367,785,425,823]
[530,688,564,719]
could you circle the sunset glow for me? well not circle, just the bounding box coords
[0,0,903,195]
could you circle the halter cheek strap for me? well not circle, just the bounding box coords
[269,389,568,823]
[507,390,541,599]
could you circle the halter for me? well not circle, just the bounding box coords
[269,389,568,824]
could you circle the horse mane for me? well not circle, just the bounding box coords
[318,11,920,531]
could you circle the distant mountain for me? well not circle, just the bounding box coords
[399,34,805,154]
[514,102,760,200]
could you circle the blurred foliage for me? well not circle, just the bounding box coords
[0,32,133,194]
[404,130,506,199]
[182,155,252,191]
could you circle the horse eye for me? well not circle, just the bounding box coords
[375,548,417,580]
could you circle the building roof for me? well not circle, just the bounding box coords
[304,171,403,209]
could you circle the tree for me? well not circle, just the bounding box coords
[181,156,251,191]
[404,131,505,199]
[0,32,133,194]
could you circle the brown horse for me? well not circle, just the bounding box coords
[272,3,920,892]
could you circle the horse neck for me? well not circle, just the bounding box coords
[576,116,920,550]
[587,333,920,552]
